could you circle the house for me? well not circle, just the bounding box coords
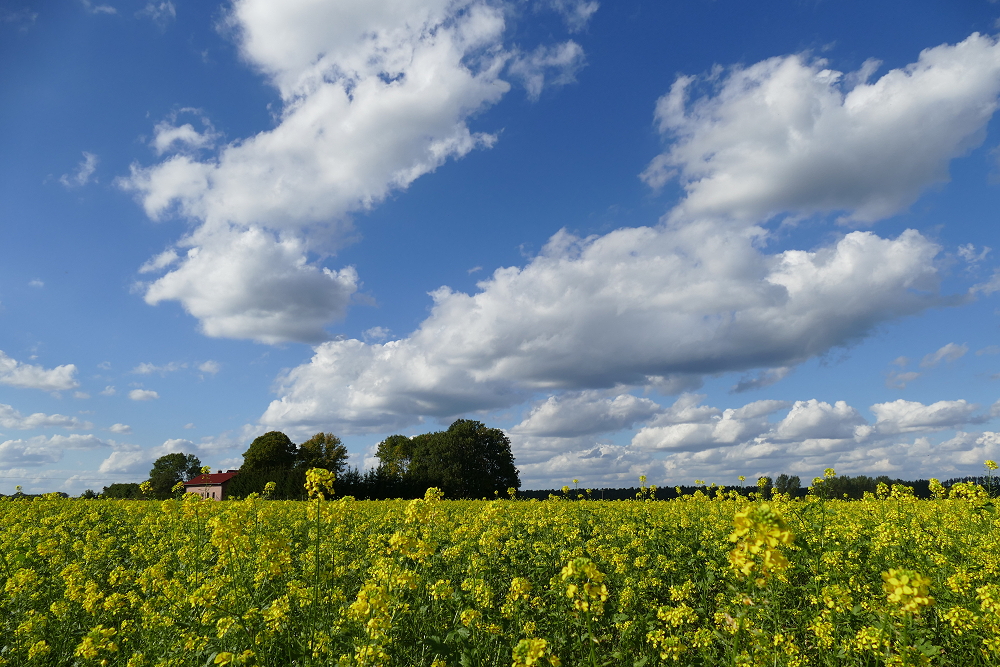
[184,470,239,500]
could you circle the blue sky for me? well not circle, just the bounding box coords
[4,0,1000,494]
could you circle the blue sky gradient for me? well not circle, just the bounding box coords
[4,0,1000,493]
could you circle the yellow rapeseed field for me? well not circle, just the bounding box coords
[1,467,999,666]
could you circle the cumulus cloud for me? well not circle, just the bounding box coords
[121,0,594,343]
[128,389,159,401]
[108,423,132,434]
[870,399,980,434]
[772,399,865,440]
[0,404,93,430]
[150,109,217,155]
[141,228,359,343]
[510,394,1000,487]
[512,391,662,437]
[0,434,111,468]
[257,33,1000,436]
[632,399,788,452]
[263,224,942,433]
[642,33,1000,223]
[59,152,98,187]
[920,342,968,367]
[0,351,79,392]
[99,385,116,396]
[198,360,220,375]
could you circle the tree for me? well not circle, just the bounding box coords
[149,452,202,499]
[101,483,142,499]
[297,432,349,475]
[79,489,99,499]
[375,434,416,478]
[405,419,520,498]
[241,431,297,471]
[774,474,801,495]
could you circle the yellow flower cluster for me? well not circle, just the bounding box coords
[882,569,934,614]
[560,557,608,615]
[0,466,998,665]
[727,503,794,585]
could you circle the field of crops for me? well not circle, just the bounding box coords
[1,474,999,667]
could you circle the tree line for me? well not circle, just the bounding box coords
[98,419,520,500]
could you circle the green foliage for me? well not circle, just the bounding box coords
[405,419,520,498]
[226,467,307,500]
[148,452,202,499]
[774,473,801,494]
[99,483,142,499]
[241,431,297,472]
[296,432,349,475]
[78,489,99,499]
[375,434,416,478]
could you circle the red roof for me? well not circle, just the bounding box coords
[184,471,239,486]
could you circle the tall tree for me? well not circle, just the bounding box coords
[375,434,416,478]
[297,432,349,475]
[148,452,202,499]
[241,431,297,471]
[406,419,520,498]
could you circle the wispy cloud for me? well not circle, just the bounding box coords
[921,343,968,368]
[59,152,98,187]
[80,0,116,15]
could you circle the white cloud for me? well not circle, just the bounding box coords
[731,366,792,393]
[28,279,43,288]
[512,391,662,437]
[198,360,220,375]
[137,1,175,27]
[773,399,865,440]
[59,152,99,187]
[138,249,179,274]
[99,385,116,396]
[141,228,359,344]
[132,361,186,375]
[516,395,997,487]
[80,0,116,15]
[920,342,968,367]
[652,393,723,425]
[120,0,592,344]
[957,243,990,263]
[0,404,93,430]
[0,434,111,468]
[150,109,217,155]
[128,389,159,401]
[871,399,980,434]
[1,8,38,30]
[0,351,79,392]
[642,33,1000,223]
[540,0,599,33]
[886,370,920,389]
[632,399,787,452]
[263,224,942,433]
[108,423,132,434]
[508,41,586,101]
